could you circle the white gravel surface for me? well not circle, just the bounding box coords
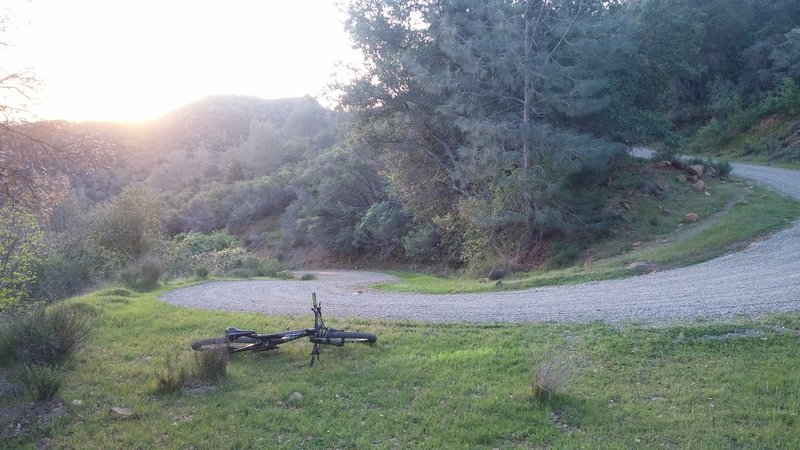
[162,157,800,325]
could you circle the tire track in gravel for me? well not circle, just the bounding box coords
[162,159,800,325]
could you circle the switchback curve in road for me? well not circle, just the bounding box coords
[162,159,800,325]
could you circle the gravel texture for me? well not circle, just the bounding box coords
[162,156,800,325]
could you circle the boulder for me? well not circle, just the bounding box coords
[687,164,705,177]
[687,174,699,184]
[488,267,508,281]
[672,159,687,170]
[737,199,749,206]
[692,180,707,192]
[675,174,687,183]
[685,212,699,222]
[627,261,657,272]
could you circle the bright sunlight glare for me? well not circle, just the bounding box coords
[5,0,359,123]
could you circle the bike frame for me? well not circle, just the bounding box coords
[223,293,341,354]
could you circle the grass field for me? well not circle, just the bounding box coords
[2,288,799,448]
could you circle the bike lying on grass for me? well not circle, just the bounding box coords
[190,293,377,366]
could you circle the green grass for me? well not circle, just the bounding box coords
[376,179,800,294]
[3,289,799,448]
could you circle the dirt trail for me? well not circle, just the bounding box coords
[162,157,800,325]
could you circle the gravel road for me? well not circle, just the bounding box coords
[162,158,800,325]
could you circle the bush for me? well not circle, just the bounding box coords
[153,353,189,394]
[0,303,94,367]
[17,364,64,401]
[119,255,164,292]
[531,357,573,402]
[193,347,229,382]
[194,265,210,279]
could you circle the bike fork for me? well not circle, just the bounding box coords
[309,342,321,366]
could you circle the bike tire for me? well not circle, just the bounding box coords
[311,331,377,344]
[190,337,259,352]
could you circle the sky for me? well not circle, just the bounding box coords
[2,0,360,123]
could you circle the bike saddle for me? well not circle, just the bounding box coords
[225,327,257,338]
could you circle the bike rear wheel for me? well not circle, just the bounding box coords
[310,331,377,345]
[191,336,264,353]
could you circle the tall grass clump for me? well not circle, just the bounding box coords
[17,364,65,401]
[0,303,94,366]
[119,255,164,292]
[193,346,229,382]
[153,353,189,394]
[531,356,575,402]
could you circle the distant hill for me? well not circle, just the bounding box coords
[63,95,341,205]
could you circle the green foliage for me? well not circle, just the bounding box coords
[90,186,165,269]
[0,303,93,367]
[0,207,43,310]
[119,255,164,292]
[777,77,800,113]
[16,364,65,401]
[152,353,189,394]
[352,201,411,260]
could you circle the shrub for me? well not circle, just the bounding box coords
[119,255,164,292]
[153,353,189,394]
[17,364,65,401]
[0,303,94,367]
[193,347,229,382]
[300,273,316,281]
[194,265,210,279]
[531,356,574,402]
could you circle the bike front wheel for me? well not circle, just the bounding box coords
[310,331,377,345]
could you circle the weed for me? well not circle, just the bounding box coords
[193,346,229,382]
[299,273,316,281]
[17,365,64,401]
[0,303,93,367]
[532,356,574,402]
[153,354,189,394]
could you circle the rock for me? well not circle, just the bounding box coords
[71,400,83,406]
[619,201,631,210]
[685,212,699,222]
[655,160,671,168]
[706,166,718,178]
[672,159,687,170]
[110,407,133,418]
[488,267,507,280]
[644,180,662,196]
[687,174,699,183]
[737,199,749,205]
[655,181,669,192]
[627,261,657,272]
[687,164,705,177]
[692,180,706,192]
[675,174,687,183]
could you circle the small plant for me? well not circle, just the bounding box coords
[153,353,189,394]
[0,303,93,366]
[531,357,574,402]
[119,255,164,292]
[17,364,64,401]
[299,273,316,281]
[193,346,229,382]
[194,264,210,279]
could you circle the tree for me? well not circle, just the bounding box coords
[341,0,627,263]
[0,206,42,309]
[91,186,165,270]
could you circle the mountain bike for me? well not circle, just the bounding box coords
[190,293,377,366]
